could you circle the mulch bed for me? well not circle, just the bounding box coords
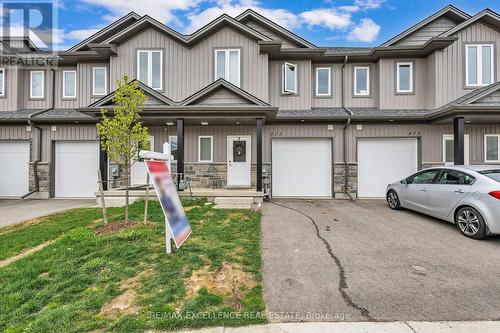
[95,221,138,235]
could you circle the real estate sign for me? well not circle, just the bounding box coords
[145,160,191,248]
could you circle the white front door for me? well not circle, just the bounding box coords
[131,136,155,186]
[227,135,251,187]
[0,141,30,197]
[55,141,99,198]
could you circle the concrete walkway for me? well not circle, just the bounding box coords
[0,199,95,227]
[178,321,500,333]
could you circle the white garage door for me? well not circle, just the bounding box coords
[0,141,30,197]
[272,139,332,197]
[358,138,418,198]
[55,141,99,197]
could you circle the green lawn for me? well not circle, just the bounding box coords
[0,200,266,333]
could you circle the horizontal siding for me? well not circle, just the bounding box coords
[435,22,500,107]
[396,17,458,46]
[197,89,250,105]
[110,27,268,103]
[269,60,311,110]
[243,20,298,48]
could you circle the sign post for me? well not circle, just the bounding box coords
[140,145,191,254]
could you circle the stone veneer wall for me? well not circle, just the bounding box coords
[333,162,358,197]
[28,162,51,198]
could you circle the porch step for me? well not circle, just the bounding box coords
[213,197,254,209]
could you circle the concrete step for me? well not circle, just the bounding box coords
[213,204,253,210]
[214,197,254,206]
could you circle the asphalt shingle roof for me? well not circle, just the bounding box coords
[0,109,95,122]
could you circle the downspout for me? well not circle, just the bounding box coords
[341,55,355,201]
[21,68,56,199]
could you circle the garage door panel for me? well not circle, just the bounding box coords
[358,138,418,198]
[0,142,30,196]
[55,141,99,198]
[272,139,332,197]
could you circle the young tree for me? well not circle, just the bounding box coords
[97,75,150,222]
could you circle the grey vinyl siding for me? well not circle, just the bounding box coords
[395,16,458,46]
[434,22,500,107]
[22,69,53,109]
[110,27,268,102]
[55,67,77,109]
[475,90,500,104]
[0,67,21,111]
[197,89,251,105]
[269,60,311,110]
[243,20,299,48]
[345,123,500,164]
[312,64,341,107]
[78,62,110,106]
[344,63,379,108]
[378,58,427,109]
[263,123,344,163]
[0,124,97,161]
[424,53,437,109]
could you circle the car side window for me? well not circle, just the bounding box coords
[409,170,440,184]
[437,170,476,185]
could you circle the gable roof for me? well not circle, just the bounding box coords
[103,13,271,46]
[381,5,470,47]
[439,8,500,37]
[236,9,316,49]
[68,12,141,52]
[180,79,269,106]
[89,80,176,108]
[450,81,500,105]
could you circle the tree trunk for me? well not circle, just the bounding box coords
[125,166,129,222]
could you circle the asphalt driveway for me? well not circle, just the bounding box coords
[261,199,500,322]
[0,199,95,227]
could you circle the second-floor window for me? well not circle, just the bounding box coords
[315,67,331,96]
[282,62,297,94]
[137,50,162,90]
[466,44,494,87]
[30,70,44,99]
[93,67,107,96]
[63,70,76,99]
[215,49,240,86]
[396,62,413,93]
[354,66,370,96]
[0,68,5,97]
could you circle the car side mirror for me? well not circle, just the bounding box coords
[401,178,411,185]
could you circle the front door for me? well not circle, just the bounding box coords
[227,135,251,187]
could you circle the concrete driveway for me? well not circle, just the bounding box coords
[261,199,500,322]
[0,199,95,227]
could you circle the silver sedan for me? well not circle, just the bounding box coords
[386,165,500,239]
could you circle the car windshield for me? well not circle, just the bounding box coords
[479,169,500,183]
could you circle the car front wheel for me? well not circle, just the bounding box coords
[455,207,487,239]
[387,190,401,210]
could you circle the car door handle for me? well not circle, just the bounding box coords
[420,188,427,192]
[454,189,464,194]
